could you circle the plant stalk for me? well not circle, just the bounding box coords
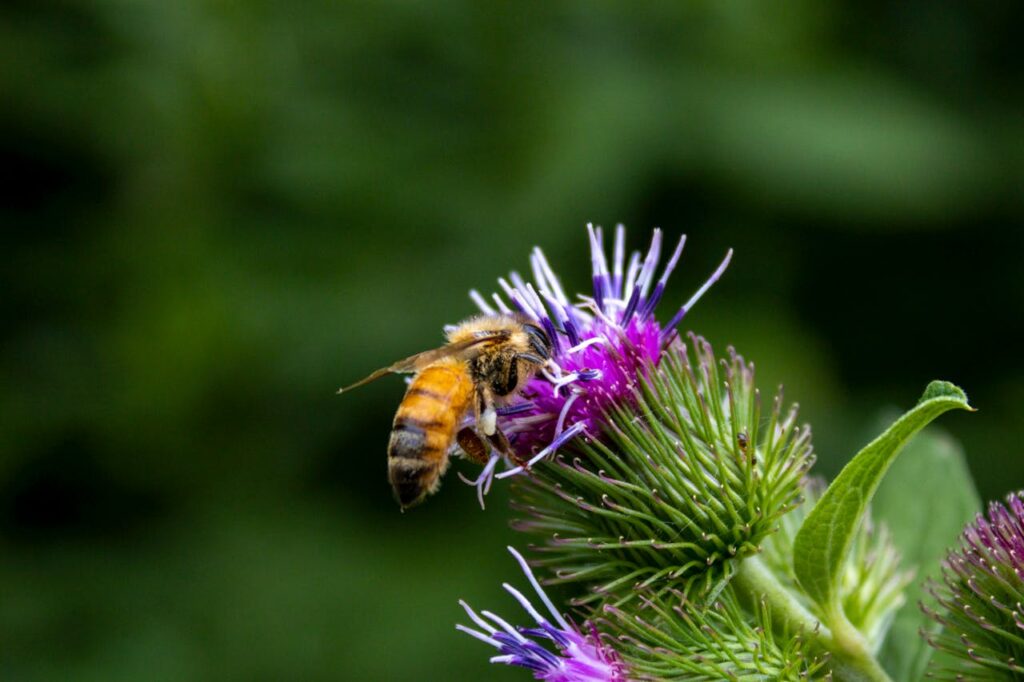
[732,555,893,682]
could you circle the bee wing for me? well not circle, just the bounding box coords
[336,331,510,394]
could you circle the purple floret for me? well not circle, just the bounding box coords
[461,225,731,504]
[508,316,662,458]
[457,547,628,682]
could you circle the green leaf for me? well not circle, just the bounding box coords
[873,425,980,681]
[792,381,973,618]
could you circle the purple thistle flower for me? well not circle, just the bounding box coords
[457,546,629,682]
[462,225,731,503]
[922,491,1024,678]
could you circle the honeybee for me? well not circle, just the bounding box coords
[339,313,552,509]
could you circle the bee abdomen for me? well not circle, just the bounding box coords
[388,417,443,460]
[388,456,442,509]
[387,417,451,508]
[387,421,451,508]
[386,365,472,508]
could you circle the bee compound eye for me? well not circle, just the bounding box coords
[524,324,551,359]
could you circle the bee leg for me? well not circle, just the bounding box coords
[476,387,498,436]
[486,427,527,467]
[456,427,491,465]
[471,386,524,466]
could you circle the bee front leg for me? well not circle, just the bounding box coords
[486,427,527,468]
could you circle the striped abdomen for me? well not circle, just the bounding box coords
[388,362,474,509]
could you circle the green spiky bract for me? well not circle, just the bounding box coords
[602,588,829,681]
[512,335,814,606]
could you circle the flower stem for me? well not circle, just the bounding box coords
[824,608,894,682]
[732,555,893,682]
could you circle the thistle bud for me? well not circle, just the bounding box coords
[922,491,1024,679]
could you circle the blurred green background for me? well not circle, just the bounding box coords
[2,2,1022,680]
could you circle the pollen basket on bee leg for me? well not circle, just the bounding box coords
[480,407,497,436]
